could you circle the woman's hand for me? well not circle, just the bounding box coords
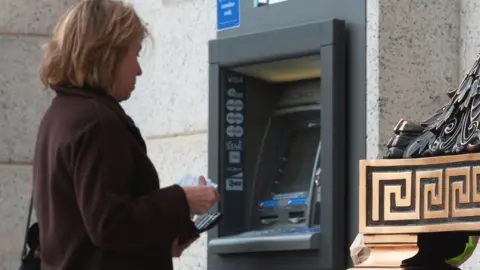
[182,176,219,215]
[171,237,197,258]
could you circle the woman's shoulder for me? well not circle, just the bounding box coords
[41,95,124,139]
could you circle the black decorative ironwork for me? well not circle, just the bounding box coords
[385,56,480,159]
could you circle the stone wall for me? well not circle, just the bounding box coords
[0,1,77,269]
[366,0,460,160]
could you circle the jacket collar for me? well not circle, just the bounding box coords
[51,85,121,111]
[50,85,147,152]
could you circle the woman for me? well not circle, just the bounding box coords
[32,0,219,269]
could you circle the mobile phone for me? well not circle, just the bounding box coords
[195,212,222,233]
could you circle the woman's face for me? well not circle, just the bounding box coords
[112,40,143,102]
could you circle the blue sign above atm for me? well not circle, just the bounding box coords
[217,0,240,31]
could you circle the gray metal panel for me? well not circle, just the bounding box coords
[217,0,337,39]
[209,250,321,270]
[209,232,321,254]
[232,1,368,266]
[342,5,366,268]
[319,43,346,269]
[215,9,366,255]
[208,0,367,265]
[207,63,220,241]
[208,24,347,270]
[209,20,340,67]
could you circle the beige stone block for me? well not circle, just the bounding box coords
[0,164,33,269]
[459,0,480,77]
[146,132,208,188]
[0,0,77,34]
[122,0,215,137]
[366,0,460,158]
[0,35,53,163]
[146,132,208,270]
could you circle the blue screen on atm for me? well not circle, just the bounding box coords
[287,197,307,205]
[259,200,279,208]
[259,197,307,208]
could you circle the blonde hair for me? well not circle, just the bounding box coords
[39,0,149,90]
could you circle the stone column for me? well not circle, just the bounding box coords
[0,0,76,267]
[366,0,460,160]
[460,0,480,77]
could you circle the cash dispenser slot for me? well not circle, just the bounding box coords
[288,211,305,224]
[259,212,279,225]
[260,216,279,225]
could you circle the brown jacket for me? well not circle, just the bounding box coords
[33,86,197,270]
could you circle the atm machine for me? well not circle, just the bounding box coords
[207,1,348,270]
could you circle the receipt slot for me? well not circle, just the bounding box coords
[207,19,346,270]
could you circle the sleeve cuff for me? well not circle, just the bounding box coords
[169,185,200,245]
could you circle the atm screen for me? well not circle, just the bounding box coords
[271,126,320,196]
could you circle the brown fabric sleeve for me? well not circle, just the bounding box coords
[72,118,192,251]
[177,219,200,247]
